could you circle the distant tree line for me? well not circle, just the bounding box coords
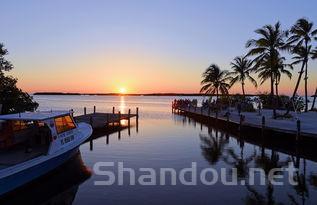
[200,18,317,117]
[0,43,38,114]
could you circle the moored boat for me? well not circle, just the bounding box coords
[0,111,92,195]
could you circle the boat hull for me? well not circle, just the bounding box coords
[0,147,79,196]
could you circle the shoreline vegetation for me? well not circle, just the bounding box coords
[33,92,287,97]
[199,18,317,116]
[33,92,317,97]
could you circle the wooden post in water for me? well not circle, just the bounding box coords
[84,107,87,115]
[239,115,243,131]
[136,107,139,126]
[136,118,139,133]
[112,107,115,126]
[200,107,203,115]
[93,106,96,114]
[226,113,229,128]
[208,107,211,116]
[296,119,301,141]
[261,116,265,136]
[106,134,109,145]
[215,111,218,124]
[90,139,93,151]
[118,129,121,140]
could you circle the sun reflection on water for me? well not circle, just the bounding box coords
[119,96,126,113]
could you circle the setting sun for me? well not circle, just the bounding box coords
[119,87,127,94]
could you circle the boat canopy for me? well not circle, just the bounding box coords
[0,111,71,121]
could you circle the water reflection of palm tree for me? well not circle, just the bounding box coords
[199,128,228,165]
[255,149,290,175]
[223,144,256,179]
[288,157,309,205]
[243,148,294,205]
[245,183,283,205]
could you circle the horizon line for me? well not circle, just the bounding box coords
[32,92,315,97]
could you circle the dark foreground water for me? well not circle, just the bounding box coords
[2,95,317,205]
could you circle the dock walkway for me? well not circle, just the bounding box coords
[74,107,138,129]
[175,105,317,138]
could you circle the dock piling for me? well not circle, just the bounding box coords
[84,107,87,115]
[93,106,96,114]
[296,120,301,141]
[239,115,244,131]
[261,116,265,136]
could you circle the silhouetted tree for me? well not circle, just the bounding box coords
[287,18,317,112]
[0,43,38,114]
[200,64,231,100]
[228,56,257,97]
[246,22,288,118]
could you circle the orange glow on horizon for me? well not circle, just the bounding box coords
[10,50,317,96]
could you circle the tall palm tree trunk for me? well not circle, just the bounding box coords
[275,76,279,108]
[304,63,308,112]
[311,88,317,110]
[271,74,276,118]
[241,82,245,98]
[286,60,306,114]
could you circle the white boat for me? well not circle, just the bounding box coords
[0,111,92,195]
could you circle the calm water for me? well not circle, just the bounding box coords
[2,95,317,205]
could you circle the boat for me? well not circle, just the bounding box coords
[0,111,92,195]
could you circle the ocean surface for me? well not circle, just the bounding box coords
[2,95,317,205]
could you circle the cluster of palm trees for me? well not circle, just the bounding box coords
[200,18,317,117]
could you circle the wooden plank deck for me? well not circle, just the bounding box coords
[75,112,138,129]
[174,106,317,138]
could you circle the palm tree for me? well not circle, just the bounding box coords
[228,56,257,97]
[200,64,231,100]
[246,22,288,118]
[287,18,317,112]
[311,48,317,110]
[274,56,293,97]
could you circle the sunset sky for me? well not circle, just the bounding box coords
[1,0,317,95]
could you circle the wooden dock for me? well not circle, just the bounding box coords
[74,106,139,129]
[173,105,317,139]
